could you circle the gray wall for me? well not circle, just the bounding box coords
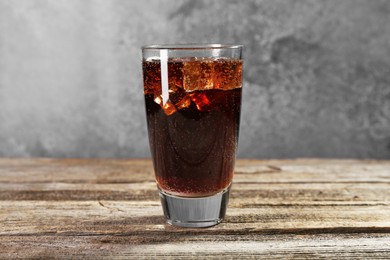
[0,0,389,159]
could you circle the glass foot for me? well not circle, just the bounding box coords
[159,186,230,228]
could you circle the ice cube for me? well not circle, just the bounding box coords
[183,59,201,91]
[162,101,177,115]
[190,92,211,111]
[168,83,185,103]
[200,60,214,90]
[154,95,163,105]
[213,59,242,90]
[168,60,184,89]
[175,95,192,110]
[168,86,192,110]
[143,61,162,95]
[183,58,215,91]
[154,95,177,116]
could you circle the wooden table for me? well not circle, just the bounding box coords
[1,159,390,258]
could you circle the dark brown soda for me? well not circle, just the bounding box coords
[143,58,242,197]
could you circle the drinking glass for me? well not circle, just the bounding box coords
[142,44,243,227]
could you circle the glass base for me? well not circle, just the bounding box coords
[159,186,231,228]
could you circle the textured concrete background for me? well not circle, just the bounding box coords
[0,0,389,159]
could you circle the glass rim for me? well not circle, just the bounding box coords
[142,43,243,50]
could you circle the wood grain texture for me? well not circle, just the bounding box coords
[1,159,390,259]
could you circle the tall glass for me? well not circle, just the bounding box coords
[142,44,243,227]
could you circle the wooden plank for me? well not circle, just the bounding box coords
[1,234,390,259]
[0,159,389,184]
[1,200,390,235]
[1,182,390,202]
[0,159,155,183]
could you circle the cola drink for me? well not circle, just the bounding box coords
[143,57,242,197]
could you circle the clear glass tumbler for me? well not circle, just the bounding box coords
[142,44,243,227]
